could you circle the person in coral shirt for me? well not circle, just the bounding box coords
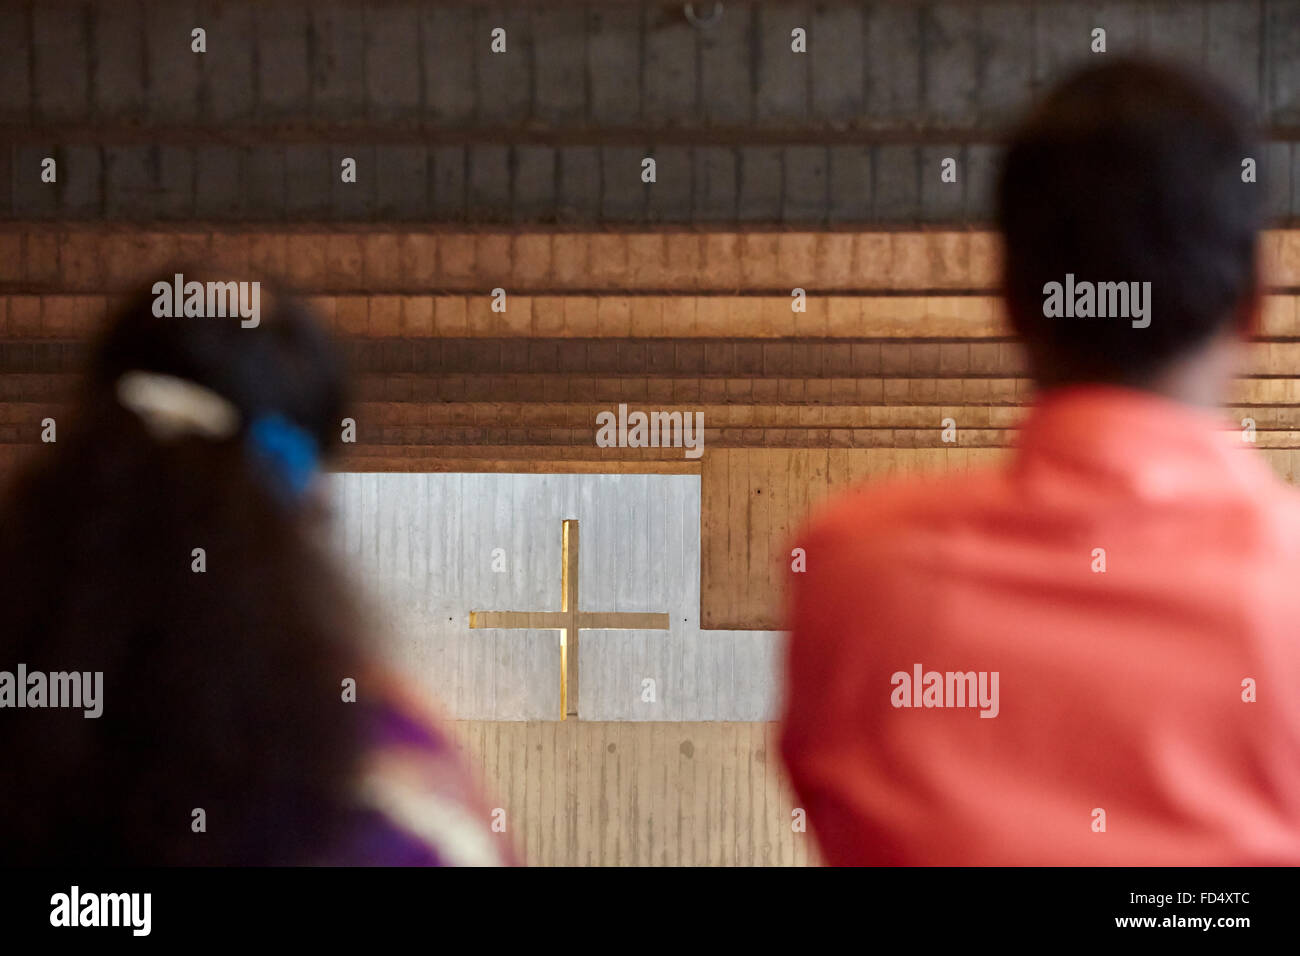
[780,59,1300,866]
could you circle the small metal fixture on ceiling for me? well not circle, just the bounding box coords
[684,2,724,30]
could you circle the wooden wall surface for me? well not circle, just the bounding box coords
[450,720,817,867]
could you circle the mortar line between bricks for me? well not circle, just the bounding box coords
[7,286,1300,298]
[8,220,1300,236]
[10,126,1300,147]
[0,220,1017,234]
[0,285,1010,297]
[0,335,1027,347]
[7,286,1300,297]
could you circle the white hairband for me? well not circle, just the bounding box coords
[115,371,240,441]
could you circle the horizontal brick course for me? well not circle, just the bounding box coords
[10,229,1300,295]
[12,0,1291,133]
[4,140,1299,226]
[10,290,1300,343]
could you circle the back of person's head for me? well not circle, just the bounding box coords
[997,58,1263,387]
[0,272,364,865]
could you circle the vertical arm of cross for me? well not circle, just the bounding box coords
[561,518,580,719]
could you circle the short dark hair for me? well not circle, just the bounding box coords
[997,58,1262,385]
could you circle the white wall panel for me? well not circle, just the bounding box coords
[327,473,784,720]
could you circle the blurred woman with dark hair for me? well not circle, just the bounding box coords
[0,274,507,866]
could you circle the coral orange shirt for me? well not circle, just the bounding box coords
[780,385,1300,865]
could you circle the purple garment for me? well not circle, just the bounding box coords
[320,699,499,866]
[329,807,448,867]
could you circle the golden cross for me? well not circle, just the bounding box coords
[469,519,670,720]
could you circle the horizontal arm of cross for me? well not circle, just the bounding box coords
[469,610,670,631]
[469,611,568,629]
[574,612,670,630]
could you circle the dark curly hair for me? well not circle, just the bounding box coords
[0,273,366,865]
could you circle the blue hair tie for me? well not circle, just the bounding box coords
[246,414,319,504]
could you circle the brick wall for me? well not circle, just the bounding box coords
[6,224,1300,628]
[5,0,1300,631]
[3,0,1300,225]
